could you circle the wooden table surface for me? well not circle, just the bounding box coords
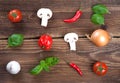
[0,0,120,83]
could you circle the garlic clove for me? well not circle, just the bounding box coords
[6,61,21,74]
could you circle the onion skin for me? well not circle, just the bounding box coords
[90,29,111,47]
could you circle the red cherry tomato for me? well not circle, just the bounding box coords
[38,34,52,50]
[93,62,108,76]
[8,9,22,22]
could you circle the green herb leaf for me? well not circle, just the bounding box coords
[40,60,49,72]
[92,4,110,15]
[45,57,59,66]
[30,65,43,75]
[8,34,24,47]
[91,14,104,25]
[30,57,59,75]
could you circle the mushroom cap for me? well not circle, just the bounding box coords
[64,33,78,42]
[6,61,21,74]
[37,8,53,19]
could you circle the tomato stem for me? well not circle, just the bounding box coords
[97,64,104,73]
[12,13,17,18]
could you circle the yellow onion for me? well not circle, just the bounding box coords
[86,29,111,47]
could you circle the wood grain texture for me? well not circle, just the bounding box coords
[0,0,120,83]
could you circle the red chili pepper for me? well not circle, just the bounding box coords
[65,61,83,76]
[38,34,53,50]
[64,9,82,23]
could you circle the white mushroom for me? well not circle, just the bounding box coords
[6,61,21,74]
[37,8,53,27]
[64,33,78,51]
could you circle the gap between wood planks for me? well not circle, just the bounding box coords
[0,36,120,40]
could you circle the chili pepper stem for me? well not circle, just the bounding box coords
[78,3,82,10]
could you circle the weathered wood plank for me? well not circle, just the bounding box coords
[0,50,120,83]
[0,38,120,53]
[0,0,120,38]
[0,0,42,11]
[0,18,120,38]
[41,0,120,12]
[0,0,120,83]
[0,16,119,39]
[0,38,119,83]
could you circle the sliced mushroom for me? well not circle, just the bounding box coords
[37,8,53,27]
[6,61,21,74]
[64,33,78,51]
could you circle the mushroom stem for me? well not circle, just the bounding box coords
[41,16,48,27]
[69,41,76,51]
